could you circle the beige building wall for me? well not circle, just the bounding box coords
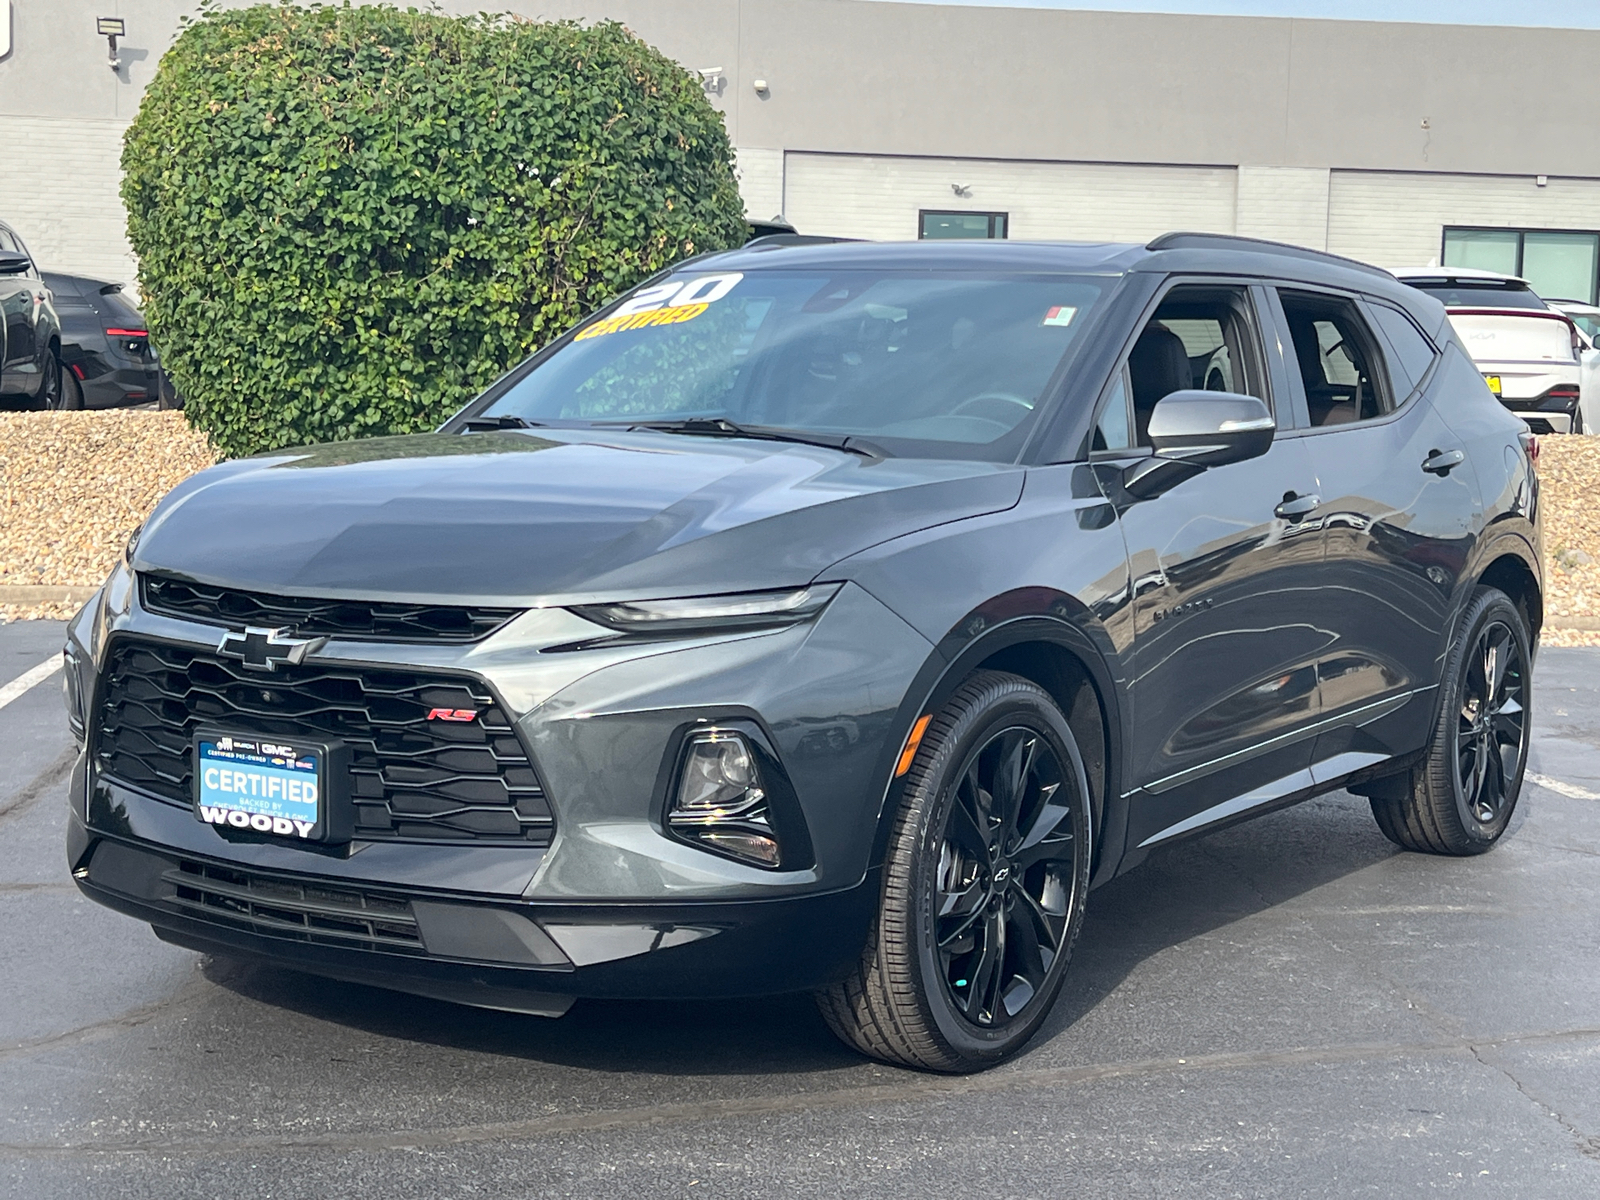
[783,153,1239,244]
[1326,171,1600,270]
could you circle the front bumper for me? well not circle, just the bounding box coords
[70,803,878,1009]
[68,576,931,1008]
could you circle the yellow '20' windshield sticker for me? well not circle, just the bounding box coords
[574,272,743,341]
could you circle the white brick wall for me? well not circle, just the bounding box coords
[0,115,136,286]
[782,152,1238,243]
[1235,166,1330,250]
[1328,170,1600,270]
[733,147,785,222]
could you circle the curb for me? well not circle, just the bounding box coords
[0,586,101,605]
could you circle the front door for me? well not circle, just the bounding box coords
[1100,282,1333,853]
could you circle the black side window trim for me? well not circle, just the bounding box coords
[1269,283,1412,438]
[1360,297,1442,407]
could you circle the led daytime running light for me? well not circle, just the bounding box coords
[572,583,840,635]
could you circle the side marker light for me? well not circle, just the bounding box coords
[896,714,932,778]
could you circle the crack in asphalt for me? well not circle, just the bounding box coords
[0,973,212,1062]
[1468,1042,1600,1163]
[4,1025,1600,1160]
[0,746,75,824]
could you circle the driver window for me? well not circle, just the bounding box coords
[1127,286,1268,446]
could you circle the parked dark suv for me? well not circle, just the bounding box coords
[43,272,170,410]
[0,219,63,409]
[67,234,1542,1072]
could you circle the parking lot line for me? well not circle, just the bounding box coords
[0,657,62,712]
[1527,771,1600,801]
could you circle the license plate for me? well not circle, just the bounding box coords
[194,734,325,841]
[1484,374,1502,396]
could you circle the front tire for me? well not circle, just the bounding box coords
[1370,587,1531,855]
[817,671,1092,1072]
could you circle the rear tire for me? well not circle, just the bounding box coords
[1370,587,1531,855]
[29,346,62,411]
[817,671,1092,1072]
[58,367,85,410]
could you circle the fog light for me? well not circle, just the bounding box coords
[669,729,782,867]
[674,732,764,821]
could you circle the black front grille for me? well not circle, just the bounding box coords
[94,637,554,845]
[140,574,521,643]
[166,859,424,953]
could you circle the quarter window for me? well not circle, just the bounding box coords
[1278,291,1392,426]
[1367,303,1437,398]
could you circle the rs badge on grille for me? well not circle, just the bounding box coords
[216,626,328,672]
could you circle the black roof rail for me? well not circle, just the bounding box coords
[741,233,864,250]
[1145,232,1391,280]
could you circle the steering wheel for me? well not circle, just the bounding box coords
[951,391,1034,423]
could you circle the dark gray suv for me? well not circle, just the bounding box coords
[67,234,1542,1072]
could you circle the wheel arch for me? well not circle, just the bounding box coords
[1465,532,1543,646]
[866,589,1130,888]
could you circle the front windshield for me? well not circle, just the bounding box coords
[480,268,1108,459]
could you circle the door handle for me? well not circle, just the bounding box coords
[1422,448,1465,476]
[1274,491,1320,521]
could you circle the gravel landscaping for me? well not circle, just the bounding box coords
[1,411,1597,643]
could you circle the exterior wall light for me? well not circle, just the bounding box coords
[97,17,125,69]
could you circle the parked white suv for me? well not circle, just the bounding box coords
[1393,268,1586,434]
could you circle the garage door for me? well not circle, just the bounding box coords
[783,152,1238,243]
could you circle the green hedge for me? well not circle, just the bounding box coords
[123,2,748,457]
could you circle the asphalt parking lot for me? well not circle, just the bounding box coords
[3,619,1600,1198]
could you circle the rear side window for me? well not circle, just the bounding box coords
[1367,303,1437,397]
[1278,290,1392,427]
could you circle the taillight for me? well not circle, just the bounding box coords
[1547,386,1580,401]
[1519,430,1540,469]
[104,328,148,338]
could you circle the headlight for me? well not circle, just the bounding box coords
[569,584,840,637]
[62,644,87,746]
[121,523,142,570]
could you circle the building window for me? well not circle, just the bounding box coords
[1443,227,1600,304]
[919,211,1008,240]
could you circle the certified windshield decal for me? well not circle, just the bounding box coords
[575,272,743,341]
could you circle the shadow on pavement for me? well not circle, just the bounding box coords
[197,791,1402,1076]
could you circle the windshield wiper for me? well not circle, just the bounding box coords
[607,417,886,460]
[460,414,545,432]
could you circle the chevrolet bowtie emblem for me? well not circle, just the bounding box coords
[216,626,327,672]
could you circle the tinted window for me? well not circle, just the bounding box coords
[919,212,1008,240]
[1091,370,1132,452]
[1126,286,1267,446]
[485,269,1105,460]
[1367,303,1437,396]
[1278,291,1390,426]
[0,228,14,252]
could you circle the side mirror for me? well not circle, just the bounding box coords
[0,251,31,276]
[1123,390,1275,499]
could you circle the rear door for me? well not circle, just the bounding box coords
[1098,280,1330,854]
[1269,286,1476,770]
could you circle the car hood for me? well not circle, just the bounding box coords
[134,430,1024,604]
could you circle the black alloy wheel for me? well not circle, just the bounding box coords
[1370,586,1531,855]
[1453,616,1528,827]
[934,726,1076,1026]
[817,671,1091,1072]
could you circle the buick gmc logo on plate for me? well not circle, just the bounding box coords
[216,626,328,671]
